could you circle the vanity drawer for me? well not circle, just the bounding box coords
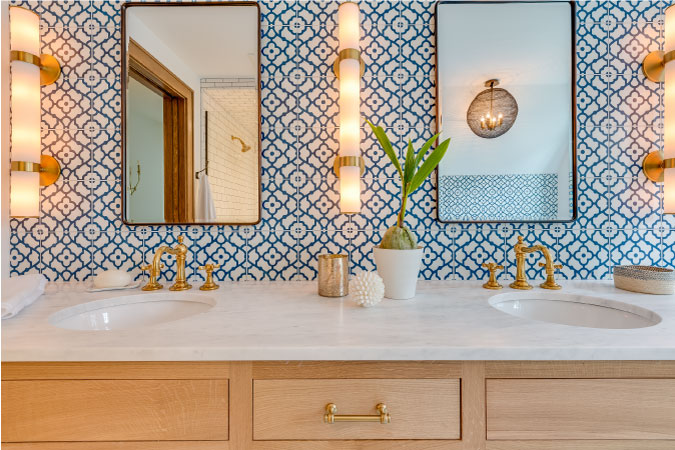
[253,378,460,440]
[1,379,229,442]
[486,379,675,440]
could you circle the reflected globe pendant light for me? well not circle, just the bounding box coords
[466,79,518,139]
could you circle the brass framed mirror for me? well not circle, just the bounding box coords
[121,2,261,225]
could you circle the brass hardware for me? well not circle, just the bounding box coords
[482,262,504,290]
[332,48,365,78]
[231,135,251,153]
[198,263,220,291]
[10,50,40,66]
[324,403,390,424]
[642,49,675,83]
[317,254,349,297]
[143,235,192,291]
[10,50,61,86]
[510,236,561,290]
[643,150,675,182]
[11,155,61,186]
[333,155,365,177]
[140,263,164,291]
[538,262,563,290]
[39,155,60,186]
[11,161,40,173]
[128,161,141,195]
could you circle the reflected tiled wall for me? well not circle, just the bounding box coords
[9,0,675,282]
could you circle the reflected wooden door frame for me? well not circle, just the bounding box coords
[127,38,194,223]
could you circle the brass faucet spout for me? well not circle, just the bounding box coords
[141,235,192,291]
[509,236,563,290]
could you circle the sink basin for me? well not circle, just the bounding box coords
[489,292,661,329]
[49,293,216,331]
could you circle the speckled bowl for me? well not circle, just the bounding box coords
[613,265,675,295]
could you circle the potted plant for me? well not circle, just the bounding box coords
[367,120,451,299]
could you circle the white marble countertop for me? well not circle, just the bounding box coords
[2,280,675,361]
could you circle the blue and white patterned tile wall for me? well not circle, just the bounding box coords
[8,0,675,283]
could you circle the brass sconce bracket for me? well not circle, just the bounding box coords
[332,48,365,78]
[10,50,61,85]
[333,155,365,177]
[11,155,61,186]
[642,49,675,83]
[643,150,675,182]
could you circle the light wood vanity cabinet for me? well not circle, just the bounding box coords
[3,361,675,450]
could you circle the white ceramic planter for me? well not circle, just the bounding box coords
[373,247,423,300]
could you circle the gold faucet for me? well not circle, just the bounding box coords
[509,236,563,290]
[141,235,192,291]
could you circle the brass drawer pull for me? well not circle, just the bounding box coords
[323,403,391,424]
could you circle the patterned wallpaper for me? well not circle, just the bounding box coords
[8,0,675,284]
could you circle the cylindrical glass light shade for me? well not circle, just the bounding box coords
[337,2,361,214]
[9,6,41,217]
[665,5,675,213]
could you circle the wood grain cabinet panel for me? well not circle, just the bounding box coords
[253,379,460,441]
[486,379,675,440]
[1,379,229,442]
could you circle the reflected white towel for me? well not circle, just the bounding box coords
[2,273,47,319]
[196,174,217,222]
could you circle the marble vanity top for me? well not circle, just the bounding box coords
[2,280,675,361]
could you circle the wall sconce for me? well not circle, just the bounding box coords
[9,6,61,218]
[641,4,675,214]
[466,79,518,139]
[333,1,364,214]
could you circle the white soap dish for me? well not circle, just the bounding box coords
[613,265,674,295]
[86,281,142,293]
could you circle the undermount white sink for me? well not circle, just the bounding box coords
[49,293,216,331]
[489,292,661,329]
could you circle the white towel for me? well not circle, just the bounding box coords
[196,174,217,222]
[1,274,48,319]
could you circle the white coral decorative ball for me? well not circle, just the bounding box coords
[350,271,385,307]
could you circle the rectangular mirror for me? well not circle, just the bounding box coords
[122,2,260,225]
[436,1,575,223]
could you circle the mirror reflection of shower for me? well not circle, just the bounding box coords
[232,135,251,153]
[128,161,140,196]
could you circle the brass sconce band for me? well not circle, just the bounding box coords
[333,155,365,177]
[11,155,61,186]
[643,150,675,182]
[332,48,365,78]
[11,160,41,173]
[10,50,41,66]
[10,50,61,86]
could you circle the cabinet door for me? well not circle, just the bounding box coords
[253,378,460,440]
[2,379,229,442]
[487,379,675,440]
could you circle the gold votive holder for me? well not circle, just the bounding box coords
[318,254,349,297]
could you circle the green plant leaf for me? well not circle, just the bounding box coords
[403,139,416,187]
[414,132,441,168]
[366,120,402,179]
[408,138,451,194]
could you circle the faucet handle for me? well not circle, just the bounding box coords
[140,263,164,272]
[140,263,164,291]
[198,263,221,291]
[482,262,504,290]
[538,262,563,290]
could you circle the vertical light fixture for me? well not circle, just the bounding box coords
[9,6,61,218]
[333,1,364,214]
[642,4,675,214]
